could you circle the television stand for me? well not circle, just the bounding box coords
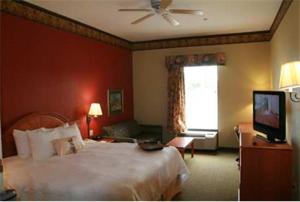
[238,123,292,201]
[255,134,287,144]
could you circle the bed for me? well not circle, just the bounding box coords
[2,113,189,201]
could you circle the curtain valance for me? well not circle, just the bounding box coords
[166,52,225,69]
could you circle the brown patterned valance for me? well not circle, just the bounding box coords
[166,52,225,69]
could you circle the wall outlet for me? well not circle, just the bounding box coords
[89,129,94,137]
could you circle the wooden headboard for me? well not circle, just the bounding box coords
[2,113,69,158]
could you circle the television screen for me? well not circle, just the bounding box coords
[254,94,280,129]
[253,91,286,142]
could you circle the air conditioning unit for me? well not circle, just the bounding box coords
[182,131,218,151]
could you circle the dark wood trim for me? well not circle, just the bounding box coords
[0,0,294,51]
[0,0,131,49]
[133,31,269,44]
[16,0,132,44]
[132,0,294,50]
[269,0,293,38]
[132,31,271,50]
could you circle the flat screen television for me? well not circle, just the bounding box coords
[253,91,286,143]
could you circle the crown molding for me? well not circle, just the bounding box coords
[132,0,293,50]
[131,31,271,51]
[269,0,293,37]
[0,0,293,51]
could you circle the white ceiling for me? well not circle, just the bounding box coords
[26,0,282,42]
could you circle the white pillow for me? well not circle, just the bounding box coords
[28,129,60,161]
[13,124,70,159]
[13,129,31,159]
[58,123,84,146]
[13,128,43,159]
[52,136,83,157]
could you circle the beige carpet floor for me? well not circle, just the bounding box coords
[173,149,239,201]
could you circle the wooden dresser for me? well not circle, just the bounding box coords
[238,123,293,201]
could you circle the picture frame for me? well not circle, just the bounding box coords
[108,89,124,116]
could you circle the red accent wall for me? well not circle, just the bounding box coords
[0,13,133,138]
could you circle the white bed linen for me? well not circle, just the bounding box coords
[3,141,189,201]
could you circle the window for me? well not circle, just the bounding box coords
[184,66,218,130]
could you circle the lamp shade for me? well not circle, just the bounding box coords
[88,103,102,117]
[279,61,300,90]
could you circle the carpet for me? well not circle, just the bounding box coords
[173,149,239,201]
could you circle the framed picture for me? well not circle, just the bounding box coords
[108,89,124,116]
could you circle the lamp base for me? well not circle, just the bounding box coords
[86,115,92,137]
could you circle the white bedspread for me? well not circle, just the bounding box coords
[3,141,189,201]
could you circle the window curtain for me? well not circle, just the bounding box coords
[166,66,186,134]
[166,52,225,134]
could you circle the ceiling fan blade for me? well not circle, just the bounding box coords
[160,0,172,9]
[162,13,180,26]
[118,9,152,12]
[169,9,204,16]
[131,13,155,25]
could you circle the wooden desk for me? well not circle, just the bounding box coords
[167,137,194,159]
[238,123,293,201]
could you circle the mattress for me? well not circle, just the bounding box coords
[3,141,189,200]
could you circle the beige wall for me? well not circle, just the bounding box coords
[133,42,270,147]
[270,0,300,199]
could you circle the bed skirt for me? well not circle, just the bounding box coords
[161,176,183,200]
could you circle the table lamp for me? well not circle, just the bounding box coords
[279,61,300,102]
[87,103,103,136]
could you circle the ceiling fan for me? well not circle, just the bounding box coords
[118,0,204,26]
